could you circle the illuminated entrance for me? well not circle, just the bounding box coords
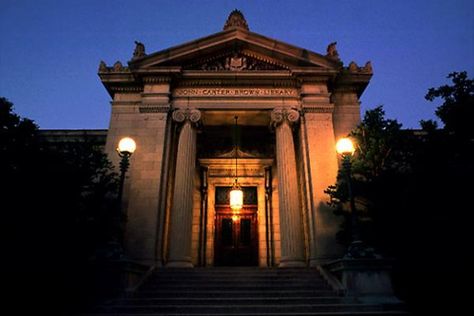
[214,187,258,266]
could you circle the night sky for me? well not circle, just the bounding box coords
[1,0,473,129]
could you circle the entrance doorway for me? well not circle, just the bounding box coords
[214,186,258,266]
[215,207,258,266]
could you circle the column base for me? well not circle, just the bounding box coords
[165,261,194,268]
[279,260,306,268]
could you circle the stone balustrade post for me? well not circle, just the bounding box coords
[271,108,306,267]
[166,108,201,267]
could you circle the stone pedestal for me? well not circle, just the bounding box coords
[325,258,400,303]
[166,109,201,268]
[271,108,305,267]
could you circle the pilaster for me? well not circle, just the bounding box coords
[301,106,344,263]
[331,89,361,139]
[104,91,170,265]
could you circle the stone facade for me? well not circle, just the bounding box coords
[99,10,372,267]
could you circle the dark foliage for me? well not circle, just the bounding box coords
[1,97,119,315]
[425,71,474,140]
[325,72,473,315]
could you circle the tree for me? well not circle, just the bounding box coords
[1,97,119,314]
[0,97,39,179]
[425,71,474,140]
[325,106,411,250]
[325,72,474,314]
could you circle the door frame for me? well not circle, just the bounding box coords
[199,158,274,267]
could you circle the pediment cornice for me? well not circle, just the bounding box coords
[98,13,372,98]
[128,29,341,71]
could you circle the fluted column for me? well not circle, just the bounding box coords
[271,108,306,267]
[166,108,201,268]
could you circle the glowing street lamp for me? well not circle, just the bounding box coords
[118,137,137,156]
[336,137,355,156]
[336,138,366,257]
[117,137,136,198]
[115,137,136,249]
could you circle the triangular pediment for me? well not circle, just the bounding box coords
[184,50,288,71]
[100,10,372,98]
[128,29,341,72]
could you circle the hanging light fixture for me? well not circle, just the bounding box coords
[230,116,243,211]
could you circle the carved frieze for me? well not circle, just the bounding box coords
[186,52,288,71]
[174,87,297,97]
[139,105,169,113]
[109,86,143,93]
[178,79,297,87]
[143,76,171,84]
[302,105,334,114]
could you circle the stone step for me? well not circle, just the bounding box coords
[78,268,408,315]
[153,268,321,273]
[134,289,337,298]
[150,273,325,280]
[140,284,330,291]
[105,297,346,306]
[149,276,325,284]
[93,303,406,314]
[81,312,409,316]
[151,268,323,275]
[147,281,327,287]
[151,274,324,278]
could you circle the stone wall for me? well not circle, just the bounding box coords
[105,90,169,265]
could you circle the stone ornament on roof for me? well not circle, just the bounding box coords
[113,61,124,71]
[326,42,341,62]
[132,41,146,60]
[99,60,107,72]
[97,60,130,73]
[223,9,249,31]
[347,61,373,74]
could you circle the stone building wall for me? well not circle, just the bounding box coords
[97,10,372,268]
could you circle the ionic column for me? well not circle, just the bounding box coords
[271,108,306,267]
[166,108,201,268]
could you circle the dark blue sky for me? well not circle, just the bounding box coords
[1,0,473,129]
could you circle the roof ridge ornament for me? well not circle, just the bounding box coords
[223,9,249,31]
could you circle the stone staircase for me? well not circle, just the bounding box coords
[82,267,408,315]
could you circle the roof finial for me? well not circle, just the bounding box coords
[223,9,249,31]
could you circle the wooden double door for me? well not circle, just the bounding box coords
[214,207,258,266]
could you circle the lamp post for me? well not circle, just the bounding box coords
[336,138,371,258]
[116,137,136,251]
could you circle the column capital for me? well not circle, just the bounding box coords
[172,108,202,125]
[270,107,300,127]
